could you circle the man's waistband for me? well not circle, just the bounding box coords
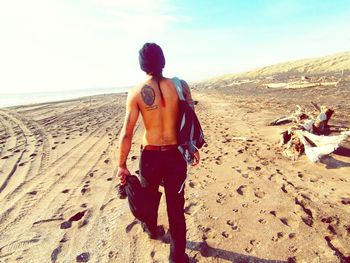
[141,144,178,151]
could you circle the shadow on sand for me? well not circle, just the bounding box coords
[321,147,350,169]
[333,146,350,158]
[185,240,289,263]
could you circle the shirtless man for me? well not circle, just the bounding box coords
[116,43,199,263]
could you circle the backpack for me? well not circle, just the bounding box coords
[172,77,205,165]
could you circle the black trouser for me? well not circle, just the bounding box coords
[139,147,187,261]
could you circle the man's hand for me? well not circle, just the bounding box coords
[192,151,200,166]
[116,167,131,185]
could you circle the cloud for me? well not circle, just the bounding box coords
[87,0,191,37]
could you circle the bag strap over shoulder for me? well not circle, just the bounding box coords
[172,77,185,101]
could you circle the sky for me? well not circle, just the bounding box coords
[0,0,350,94]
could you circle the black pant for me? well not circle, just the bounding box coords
[139,147,187,261]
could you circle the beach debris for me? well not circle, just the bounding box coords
[270,102,349,162]
[231,136,253,142]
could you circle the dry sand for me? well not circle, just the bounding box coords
[0,82,349,263]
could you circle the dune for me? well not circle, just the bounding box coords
[201,51,350,86]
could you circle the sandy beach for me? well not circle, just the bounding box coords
[0,79,350,262]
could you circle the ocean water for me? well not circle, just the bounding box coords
[0,87,130,108]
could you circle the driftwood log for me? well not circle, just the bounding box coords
[270,103,349,162]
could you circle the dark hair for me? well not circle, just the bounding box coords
[138,43,165,76]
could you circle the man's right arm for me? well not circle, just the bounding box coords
[116,89,139,184]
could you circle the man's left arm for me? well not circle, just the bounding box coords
[180,79,200,166]
[116,91,139,184]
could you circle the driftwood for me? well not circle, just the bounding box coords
[268,105,309,126]
[232,137,253,142]
[282,132,304,160]
[296,130,347,162]
[269,116,294,126]
[313,107,334,134]
[271,103,349,162]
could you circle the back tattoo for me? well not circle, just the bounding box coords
[141,85,158,111]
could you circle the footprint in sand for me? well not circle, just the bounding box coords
[70,211,86,222]
[184,202,198,215]
[236,185,247,195]
[108,251,118,259]
[237,149,244,154]
[279,217,290,227]
[241,173,249,179]
[281,184,288,193]
[288,246,298,253]
[244,246,253,253]
[295,198,314,227]
[341,197,350,205]
[60,221,72,229]
[60,210,87,229]
[254,189,266,199]
[60,234,68,243]
[250,239,261,246]
[221,231,232,239]
[198,225,216,240]
[258,218,267,224]
[81,181,90,194]
[270,210,277,216]
[289,233,296,239]
[51,245,62,263]
[76,252,90,262]
[271,232,284,242]
[216,193,227,204]
[125,219,139,233]
[188,180,196,188]
[81,187,89,195]
[226,220,238,230]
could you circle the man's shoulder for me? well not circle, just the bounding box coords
[129,82,147,95]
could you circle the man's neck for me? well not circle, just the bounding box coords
[146,74,164,80]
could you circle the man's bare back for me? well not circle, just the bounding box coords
[130,76,179,146]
